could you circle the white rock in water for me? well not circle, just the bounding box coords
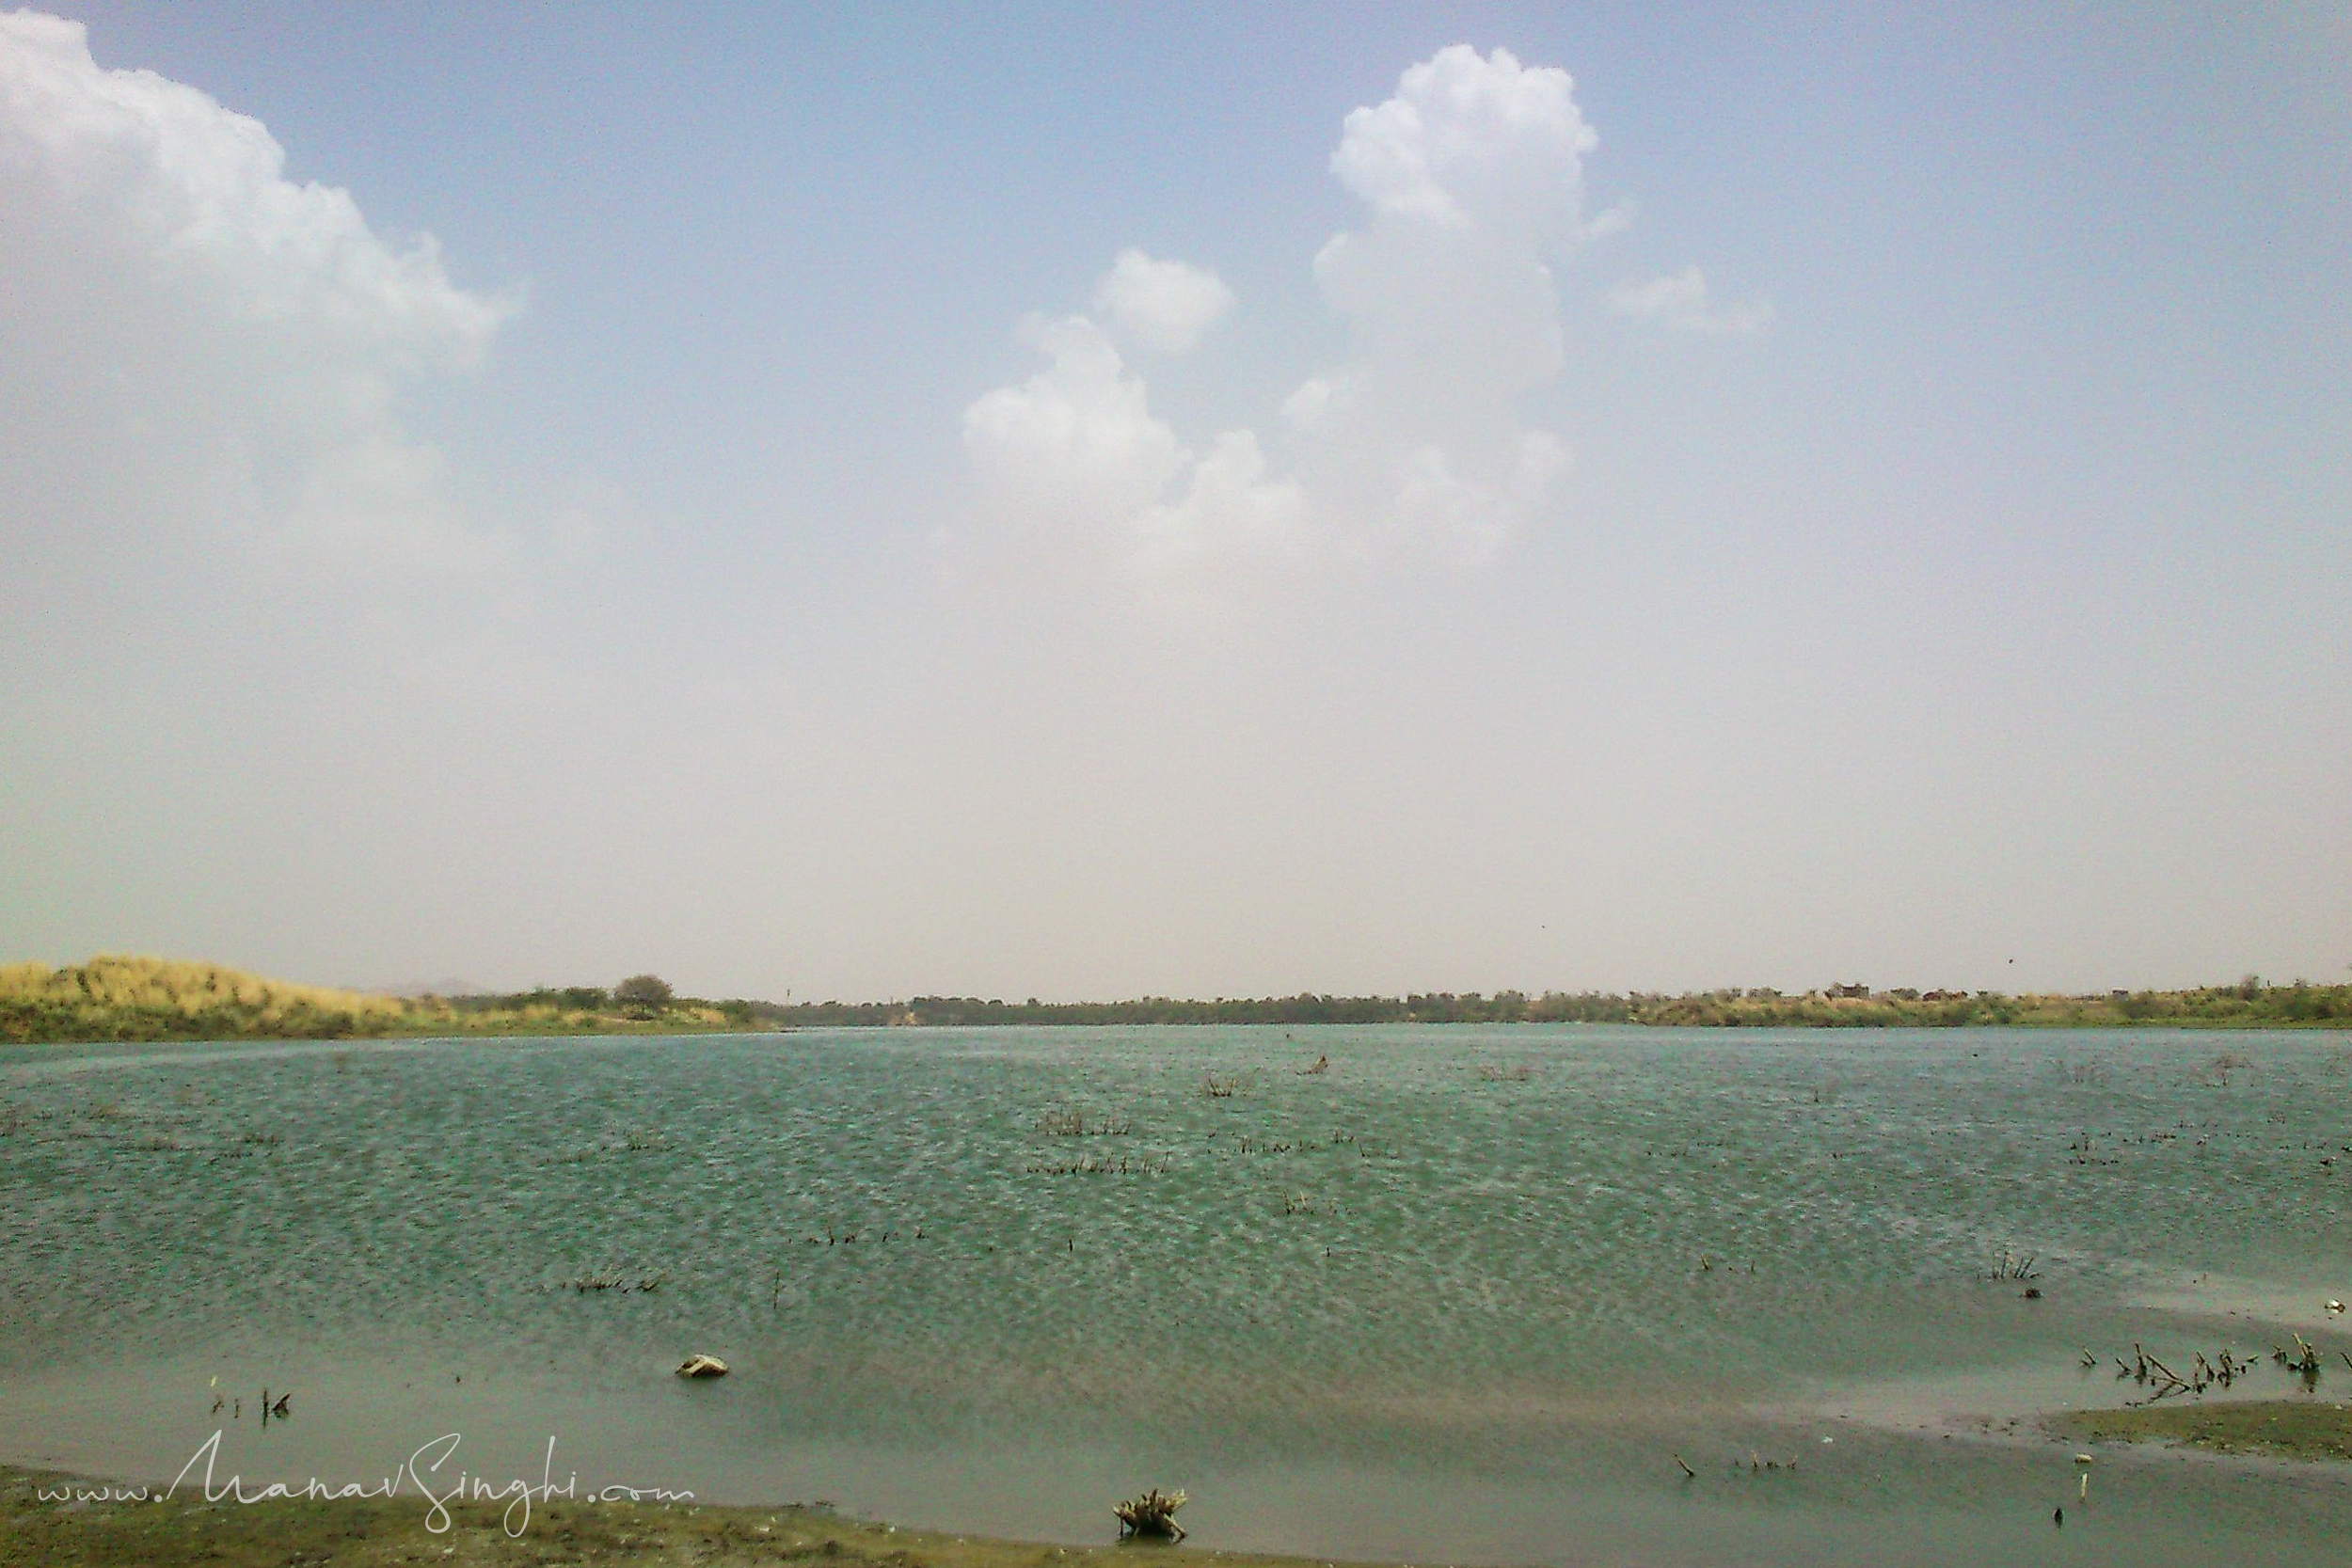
[675,1354,729,1378]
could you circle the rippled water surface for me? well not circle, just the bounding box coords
[3,1025,2347,1565]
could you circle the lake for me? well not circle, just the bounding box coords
[2,1024,2346,1565]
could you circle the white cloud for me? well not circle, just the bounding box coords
[961,317,1300,583]
[963,46,1771,585]
[1285,44,1596,561]
[0,10,514,575]
[1132,430,1305,579]
[1328,44,1597,233]
[961,317,1184,525]
[1390,432,1571,565]
[1608,264,1771,335]
[1090,248,1234,354]
[1581,202,1633,240]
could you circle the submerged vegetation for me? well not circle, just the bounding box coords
[4,956,2348,1045]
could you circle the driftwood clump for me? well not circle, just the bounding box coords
[1113,1488,1186,1541]
[2114,1338,2242,1399]
[2102,1335,2335,1402]
[2273,1334,2328,1385]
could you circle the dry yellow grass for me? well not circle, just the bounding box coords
[0,955,402,1043]
[0,956,760,1043]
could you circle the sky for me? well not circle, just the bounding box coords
[2,3,2346,1001]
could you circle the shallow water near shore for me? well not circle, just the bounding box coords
[3,1024,2348,1564]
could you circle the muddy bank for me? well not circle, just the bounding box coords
[0,1463,1334,1568]
[2055,1401,2352,1463]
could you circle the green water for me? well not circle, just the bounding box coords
[3,1025,2347,1564]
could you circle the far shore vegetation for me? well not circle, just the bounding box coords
[4,955,2349,1046]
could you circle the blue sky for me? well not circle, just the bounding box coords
[2,4,2345,998]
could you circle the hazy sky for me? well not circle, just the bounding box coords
[3,4,2346,1001]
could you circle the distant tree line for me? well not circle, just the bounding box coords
[748,991,1632,1027]
[734,983,2352,1029]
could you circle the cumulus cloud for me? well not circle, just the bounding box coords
[961,316,1302,585]
[961,45,1761,587]
[959,48,1596,579]
[1608,264,1771,335]
[963,317,1184,525]
[1328,43,1596,233]
[1280,45,1601,562]
[0,10,513,574]
[1090,248,1234,354]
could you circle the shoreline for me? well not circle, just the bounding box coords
[10,957,2350,1044]
[0,1461,1344,1568]
[11,1015,2350,1050]
[2052,1399,2352,1464]
[10,1402,2349,1568]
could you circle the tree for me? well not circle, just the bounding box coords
[613,974,674,1016]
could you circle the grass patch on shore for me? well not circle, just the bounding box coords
[0,956,405,1044]
[2055,1400,2352,1463]
[0,957,754,1045]
[0,1463,1326,1568]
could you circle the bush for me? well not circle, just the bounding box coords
[612,974,674,1016]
